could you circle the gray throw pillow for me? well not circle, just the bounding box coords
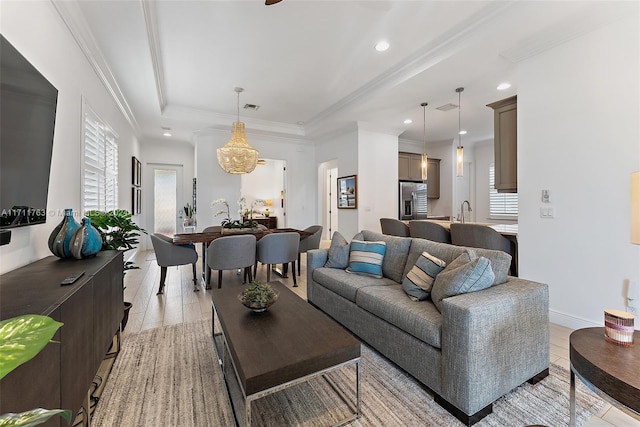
[431,250,495,312]
[324,231,349,269]
[402,251,446,301]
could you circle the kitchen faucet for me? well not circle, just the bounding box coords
[460,200,472,223]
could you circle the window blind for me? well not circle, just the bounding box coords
[489,163,518,217]
[83,105,118,213]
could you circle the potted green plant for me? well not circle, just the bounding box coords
[183,203,195,227]
[0,314,72,426]
[238,280,279,312]
[86,209,147,329]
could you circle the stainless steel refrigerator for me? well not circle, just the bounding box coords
[399,181,428,220]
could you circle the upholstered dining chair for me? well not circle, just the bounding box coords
[380,218,410,237]
[255,232,300,286]
[409,220,451,243]
[206,234,256,289]
[149,233,198,295]
[449,223,517,276]
[297,225,323,276]
[202,225,222,284]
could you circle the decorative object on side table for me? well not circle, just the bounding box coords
[604,309,635,346]
[183,202,196,227]
[70,217,102,259]
[238,280,279,312]
[48,208,80,258]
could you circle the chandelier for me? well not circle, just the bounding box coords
[217,87,259,174]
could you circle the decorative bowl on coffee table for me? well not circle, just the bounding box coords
[238,281,279,312]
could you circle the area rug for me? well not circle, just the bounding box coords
[91,319,606,427]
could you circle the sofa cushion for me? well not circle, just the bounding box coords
[404,238,510,285]
[431,250,495,312]
[360,230,411,283]
[402,251,446,301]
[356,284,443,349]
[324,231,349,269]
[346,240,386,278]
[312,267,396,302]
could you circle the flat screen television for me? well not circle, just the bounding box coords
[0,35,58,229]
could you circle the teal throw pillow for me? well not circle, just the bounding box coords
[346,240,386,278]
[431,250,495,312]
[324,231,350,269]
[402,251,447,301]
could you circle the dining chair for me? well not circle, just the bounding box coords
[449,223,517,276]
[149,233,198,295]
[409,220,451,243]
[297,225,323,276]
[255,232,300,286]
[202,225,222,284]
[206,234,256,289]
[380,218,410,237]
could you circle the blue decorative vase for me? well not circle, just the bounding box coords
[70,217,102,259]
[48,208,80,258]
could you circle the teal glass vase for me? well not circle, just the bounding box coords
[70,217,102,259]
[48,208,80,258]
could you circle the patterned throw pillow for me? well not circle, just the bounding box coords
[346,240,386,278]
[324,231,350,269]
[431,250,495,312]
[402,251,447,301]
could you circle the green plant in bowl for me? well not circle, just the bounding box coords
[239,280,278,312]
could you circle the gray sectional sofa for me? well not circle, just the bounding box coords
[306,230,549,425]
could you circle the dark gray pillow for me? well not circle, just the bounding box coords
[431,250,495,312]
[324,231,349,269]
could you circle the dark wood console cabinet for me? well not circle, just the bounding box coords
[0,250,123,426]
[243,216,277,229]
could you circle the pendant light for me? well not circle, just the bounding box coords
[456,87,464,177]
[217,87,259,174]
[421,102,428,182]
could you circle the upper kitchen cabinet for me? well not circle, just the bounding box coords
[487,95,517,193]
[399,152,422,181]
[398,152,440,198]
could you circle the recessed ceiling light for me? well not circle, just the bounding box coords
[497,82,511,90]
[163,132,172,137]
[375,40,389,52]
[403,119,413,124]
[458,130,467,135]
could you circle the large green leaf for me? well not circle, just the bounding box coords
[0,315,63,380]
[0,408,72,427]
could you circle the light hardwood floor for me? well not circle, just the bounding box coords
[122,248,639,427]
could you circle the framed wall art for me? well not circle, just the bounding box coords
[337,175,357,209]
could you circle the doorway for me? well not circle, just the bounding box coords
[319,160,338,240]
[240,159,287,228]
[149,163,184,236]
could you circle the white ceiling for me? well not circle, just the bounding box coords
[57,0,634,146]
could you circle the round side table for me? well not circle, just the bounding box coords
[569,327,640,426]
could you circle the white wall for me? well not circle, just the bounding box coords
[315,127,359,239]
[357,127,399,233]
[194,129,316,232]
[518,14,640,328]
[0,1,140,274]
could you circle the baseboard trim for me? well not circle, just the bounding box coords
[549,309,600,330]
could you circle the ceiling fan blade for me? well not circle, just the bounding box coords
[265,0,283,5]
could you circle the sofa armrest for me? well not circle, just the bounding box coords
[440,278,549,415]
[306,249,328,302]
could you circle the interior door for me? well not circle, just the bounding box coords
[149,163,183,236]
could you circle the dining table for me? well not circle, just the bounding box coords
[173,227,313,289]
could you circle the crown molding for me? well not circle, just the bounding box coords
[162,103,306,137]
[303,1,514,135]
[141,0,166,111]
[51,0,140,134]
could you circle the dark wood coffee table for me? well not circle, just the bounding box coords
[569,327,640,426]
[212,281,361,427]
